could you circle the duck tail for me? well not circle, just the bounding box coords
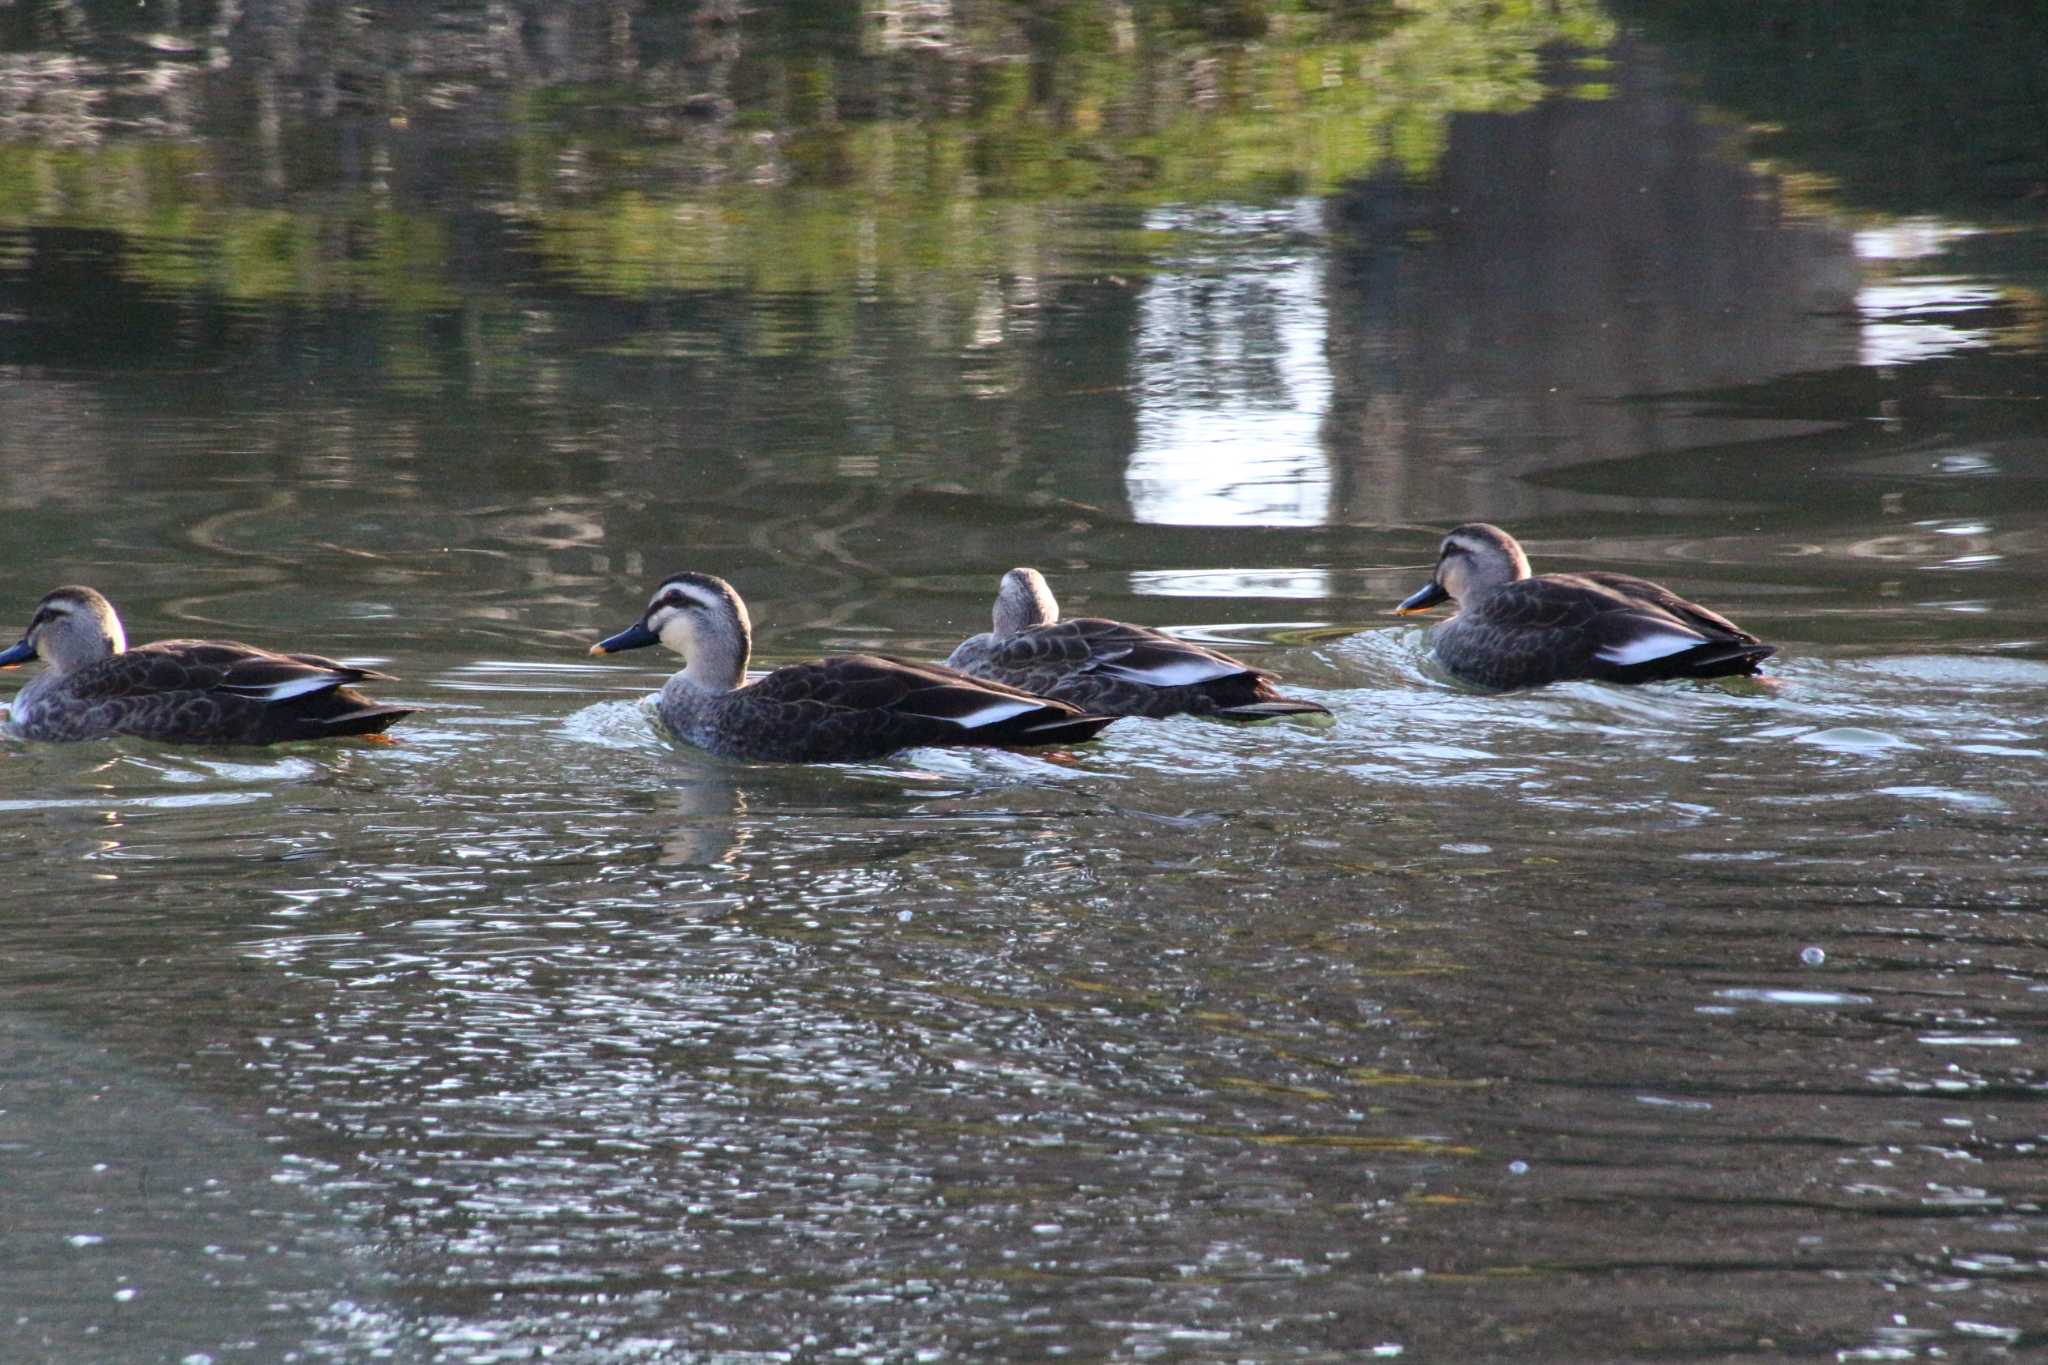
[309,703,420,738]
[1613,640,1776,684]
[1004,710,1118,747]
[1703,642,1777,677]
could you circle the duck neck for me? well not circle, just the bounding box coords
[674,624,750,695]
[994,572,1059,635]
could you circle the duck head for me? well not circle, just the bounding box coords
[1396,524,1532,614]
[590,571,752,691]
[0,586,126,671]
[992,567,1060,635]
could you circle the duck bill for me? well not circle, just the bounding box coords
[0,637,32,669]
[1395,581,1450,615]
[589,621,659,655]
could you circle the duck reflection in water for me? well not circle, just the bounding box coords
[653,779,748,869]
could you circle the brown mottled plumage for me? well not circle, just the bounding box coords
[0,586,415,744]
[1395,525,1775,690]
[590,572,1116,763]
[945,568,1328,720]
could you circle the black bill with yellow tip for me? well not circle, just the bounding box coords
[590,621,659,655]
[1394,581,1449,615]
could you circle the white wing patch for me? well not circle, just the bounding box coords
[1595,629,1707,667]
[1096,654,1243,686]
[224,673,347,701]
[950,697,1042,729]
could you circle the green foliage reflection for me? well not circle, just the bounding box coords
[1609,0,2048,221]
[0,0,1613,306]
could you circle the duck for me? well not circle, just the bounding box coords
[944,567,1330,721]
[589,571,1118,763]
[0,585,417,744]
[1394,524,1776,690]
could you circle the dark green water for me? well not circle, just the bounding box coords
[1,4,2044,1361]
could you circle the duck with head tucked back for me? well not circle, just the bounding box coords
[1394,524,1776,691]
[944,567,1329,720]
[0,586,417,744]
[590,571,1118,763]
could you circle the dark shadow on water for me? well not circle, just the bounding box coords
[1609,0,2048,221]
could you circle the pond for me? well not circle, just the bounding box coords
[1,3,2044,1360]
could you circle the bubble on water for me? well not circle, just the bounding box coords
[1801,946,1826,966]
[1508,1160,1529,1175]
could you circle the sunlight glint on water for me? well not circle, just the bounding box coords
[1125,202,1335,531]
[0,8,2045,1364]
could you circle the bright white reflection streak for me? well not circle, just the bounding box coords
[1852,220,1997,369]
[1125,202,1334,574]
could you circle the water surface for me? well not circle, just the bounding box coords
[2,4,2045,1361]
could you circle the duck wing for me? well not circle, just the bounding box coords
[1058,619,1262,686]
[1456,576,1772,686]
[65,641,415,742]
[953,618,1250,686]
[56,641,348,700]
[1064,620,1328,718]
[187,642,398,700]
[946,617,1325,719]
[744,654,1115,755]
[1577,573,1764,643]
